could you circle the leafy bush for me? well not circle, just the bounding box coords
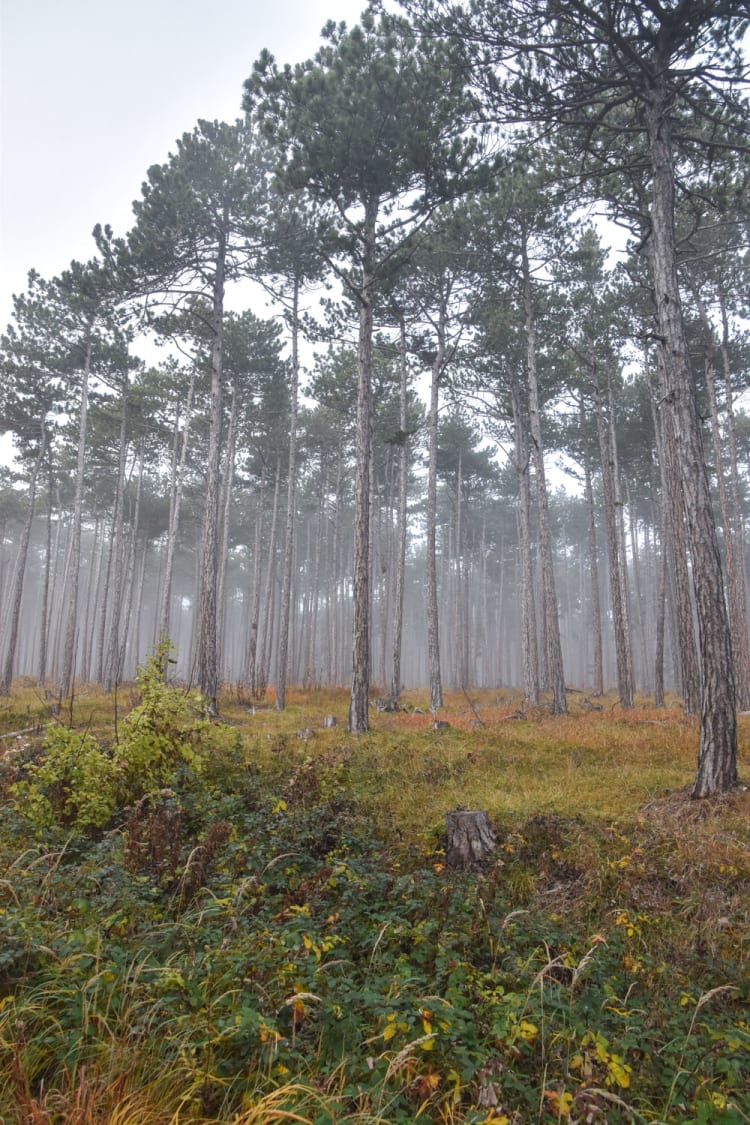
[11,723,119,830]
[11,642,242,834]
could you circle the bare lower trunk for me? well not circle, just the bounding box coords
[720,295,750,706]
[591,363,632,706]
[425,317,445,714]
[695,288,750,709]
[37,465,53,688]
[217,383,238,680]
[104,373,129,692]
[523,237,565,713]
[61,339,91,698]
[647,86,736,795]
[512,380,539,706]
[195,237,226,712]
[390,358,408,702]
[1,424,46,694]
[349,201,377,734]
[159,370,195,642]
[245,466,266,696]
[276,280,300,711]
[582,442,603,696]
[259,455,282,694]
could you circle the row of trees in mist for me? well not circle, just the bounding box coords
[1,1,749,796]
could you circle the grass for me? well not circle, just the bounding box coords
[0,680,749,1124]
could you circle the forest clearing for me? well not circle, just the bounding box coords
[1,658,748,1124]
[2,2,750,1117]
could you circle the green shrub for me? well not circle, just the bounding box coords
[11,723,119,831]
[11,642,242,834]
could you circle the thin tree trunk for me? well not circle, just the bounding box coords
[276,278,300,710]
[118,443,143,679]
[591,359,633,707]
[349,199,377,733]
[195,231,227,712]
[694,287,750,709]
[245,464,266,696]
[37,461,53,688]
[511,380,539,706]
[61,338,91,698]
[626,481,649,693]
[425,299,446,713]
[582,434,604,696]
[159,369,195,642]
[104,374,129,692]
[719,294,750,703]
[1,422,47,694]
[217,382,238,680]
[522,237,566,713]
[609,380,635,695]
[259,454,281,696]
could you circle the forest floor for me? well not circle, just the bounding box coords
[0,672,749,1124]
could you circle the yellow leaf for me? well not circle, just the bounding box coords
[606,1054,632,1088]
[383,1022,398,1041]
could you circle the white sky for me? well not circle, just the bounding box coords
[0,0,368,326]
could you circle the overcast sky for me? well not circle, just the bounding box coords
[0,0,369,327]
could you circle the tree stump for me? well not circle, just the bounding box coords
[445,809,497,870]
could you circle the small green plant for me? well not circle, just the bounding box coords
[11,722,119,830]
[11,642,242,834]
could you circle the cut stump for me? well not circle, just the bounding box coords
[445,809,497,870]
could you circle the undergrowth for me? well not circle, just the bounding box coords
[0,670,748,1123]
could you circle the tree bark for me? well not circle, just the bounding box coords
[195,230,227,713]
[391,321,407,702]
[159,369,195,642]
[349,198,378,733]
[591,361,633,708]
[277,278,300,711]
[522,235,566,713]
[61,337,91,698]
[646,83,736,795]
[445,809,497,870]
[511,379,539,706]
[1,422,47,694]
[425,299,446,714]
[582,429,604,697]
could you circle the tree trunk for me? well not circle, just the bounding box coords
[1,422,47,694]
[425,298,446,713]
[695,287,750,709]
[104,373,129,692]
[245,464,266,696]
[118,443,143,678]
[349,199,377,733]
[217,382,238,680]
[391,321,407,702]
[626,480,649,693]
[523,237,566,713]
[591,360,633,707]
[36,462,53,688]
[159,369,195,641]
[582,433,604,697]
[511,379,539,706]
[719,293,750,705]
[646,84,736,796]
[259,454,282,695]
[61,338,91,698]
[277,279,300,711]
